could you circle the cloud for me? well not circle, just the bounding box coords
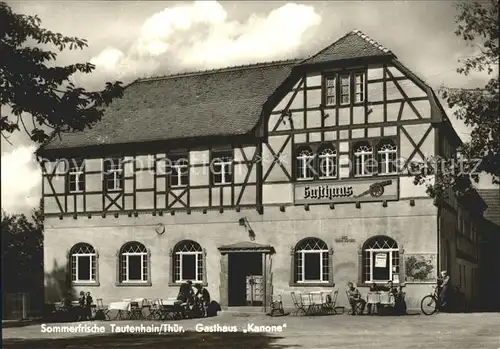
[1,145,41,215]
[89,1,321,78]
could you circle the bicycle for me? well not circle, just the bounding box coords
[420,284,464,315]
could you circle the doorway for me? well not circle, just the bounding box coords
[228,252,263,306]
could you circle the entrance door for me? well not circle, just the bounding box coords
[228,252,263,306]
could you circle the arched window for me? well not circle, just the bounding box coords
[318,146,337,179]
[119,241,148,283]
[173,240,204,283]
[354,142,374,177]
[377,139,397,174]
[296,147,315,180]
[70,243,97,283]
[294,238,329,283]
[362,236,399,283]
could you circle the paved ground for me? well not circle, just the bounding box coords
[3,312,500,349]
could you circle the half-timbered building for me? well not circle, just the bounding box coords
[38,30,487,311]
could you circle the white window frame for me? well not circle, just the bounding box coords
[354,143,374,177]
[71,245,97,284]
[68,160,84,193]
[175,251,203,283]
[120,243,148,283]
[364,248,399,283]
[296,249,330,283]
[354,73,365,103]
[168,157,189,188]
[212,153,233,185]
[378,142,398,175]
[318,148,337,179]
[340,75,350,105]
[325,76,336,106]
[105,160,123,191]
[296,149,315,181]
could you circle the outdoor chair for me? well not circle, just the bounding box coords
[324,290,343,314]
[146,299,162,320]
[290,292,307,316]
[95,299,110,320]
[346,291,365,315]
[269,294,285,317]
[129,301,143,320]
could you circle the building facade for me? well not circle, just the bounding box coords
[39,30,487,311]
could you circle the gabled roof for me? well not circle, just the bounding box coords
[43,60,299,150]
[300,29,394,65]
[478,189,500,226]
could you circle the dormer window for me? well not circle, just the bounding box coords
[323,72,365,106]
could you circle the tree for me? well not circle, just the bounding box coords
[1,208,44,293]
[0,2,124,144]
[414,0,499,199]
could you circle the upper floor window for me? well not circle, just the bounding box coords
[167,155,189,187]
[377,140,398,175]
[354,142,374,177]
[212,151,233,185]
[325,76,336,106]
[296,147,315,180]
[104,158,123,191]
[340,75,350,105]
[354,73,364,103]
[67,159,85,193]
[318,146,337,179]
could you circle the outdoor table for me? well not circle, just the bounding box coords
[108,301,131,320]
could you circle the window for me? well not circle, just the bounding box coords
[296,147,315,180]
[318,146,337,179]
[377,140,398,175]
[68,159,85,193]
[70,243,97,283]
[294,238,330,283]
[212,151,233,185]
[104,158,123,191]
[325,76,336,105]
[354,73,364,103]
[362,236,400,283]
[119,241,148,283]
[340,75,350,104]
[173,240,204,283]
[354,142,374,176]
[167,156,189,187]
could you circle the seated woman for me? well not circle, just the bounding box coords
[194,284,211,317]
[177,280,194,304]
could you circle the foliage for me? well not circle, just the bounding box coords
[405,255,434,281]
[0,1,124,144]
[413,0,499,199]
[1,207,44,293]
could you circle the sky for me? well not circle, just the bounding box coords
[1,0,498,215]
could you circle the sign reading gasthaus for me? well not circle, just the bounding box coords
[294,178,399,204]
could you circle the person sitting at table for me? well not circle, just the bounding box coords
[78,291,86,320]
[177,280,194,304]
[366,283,380,315]
[194,284,211,317]
[347,282,366,315]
